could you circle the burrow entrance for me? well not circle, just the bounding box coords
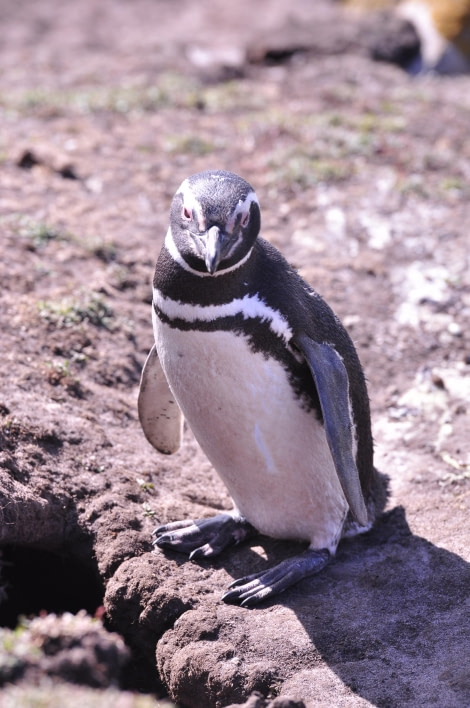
[0,544,103,629]
[0,544,162,694]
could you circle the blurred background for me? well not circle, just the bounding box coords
[1,2,469,707]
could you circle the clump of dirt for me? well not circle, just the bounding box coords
[0,611,128,688]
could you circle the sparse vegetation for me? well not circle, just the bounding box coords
[142,502,157,519]
[136,477,155,493]
[38,293,114,330]
[0,686,166,708]
[0,73,201,117]
[164,134,219,156]
[267,148,350,190]
[43,359,84,397]
[6,215,117,261]
[12,216,70,250]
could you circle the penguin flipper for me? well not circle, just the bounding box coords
[138,344,183,454]
[296,334,368,526]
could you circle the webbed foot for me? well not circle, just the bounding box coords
[222,548,330,607]
[153,513,257,558]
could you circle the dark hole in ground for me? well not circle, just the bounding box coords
[0,545,163,695]
[0,545,103,628]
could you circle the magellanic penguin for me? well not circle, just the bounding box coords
[138,170,387,607]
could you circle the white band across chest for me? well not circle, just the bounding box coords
[153,287,293,344]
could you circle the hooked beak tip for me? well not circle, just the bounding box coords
[204,225,223,274]
[204,250,220,274]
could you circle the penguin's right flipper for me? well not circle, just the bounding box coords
[138,345,183,454]
[296,334,368,527]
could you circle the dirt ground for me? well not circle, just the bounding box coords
[0,1,469,707]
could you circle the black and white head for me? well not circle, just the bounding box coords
[167,170,261,275]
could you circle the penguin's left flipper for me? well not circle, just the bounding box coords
[296,334,368,527]
[138,345,183,455]
[222,549,330,607]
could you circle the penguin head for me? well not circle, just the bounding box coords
[169,170,261,275]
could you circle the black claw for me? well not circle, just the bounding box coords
[188,546,205,560]
[221,589,238,604]
[222,584,268,607]
[226,570,264,590]
[153,534,172,547]
[240,596,260,609]
[153,522,176,535]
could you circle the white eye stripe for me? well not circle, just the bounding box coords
[226,191,259,233]
[178,183,258,235]
[178,179,206,231]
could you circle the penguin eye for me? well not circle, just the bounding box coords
[182,205,192,220]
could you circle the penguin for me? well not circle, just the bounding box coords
[138,170,387,607]
[398,0,470,73]
[342,0,470,74]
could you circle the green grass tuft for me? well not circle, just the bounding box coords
[38,293,114,330]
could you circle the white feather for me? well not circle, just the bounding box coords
[153,287,293,344]
[153,321,348,552]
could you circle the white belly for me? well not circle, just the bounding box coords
[154,320,348,552]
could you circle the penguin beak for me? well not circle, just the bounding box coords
[203,225,227,274]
